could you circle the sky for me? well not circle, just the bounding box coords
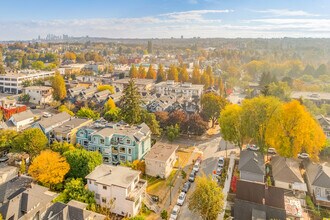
[1,0,330,40]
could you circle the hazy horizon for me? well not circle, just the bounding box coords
[1,0,330,41]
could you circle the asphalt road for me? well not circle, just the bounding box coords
[177,135,238,220]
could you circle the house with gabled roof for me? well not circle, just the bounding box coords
[303,160,330,207]
[238,150,265,183]
[271,156,307,195]
[7,110,36,131]
[76,119,151,165]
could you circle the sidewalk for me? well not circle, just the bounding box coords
[163,149,197,212]
[218,153,236,220]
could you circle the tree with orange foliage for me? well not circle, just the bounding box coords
[138,64,147,78]
[266,100,326,160]
[28,150,70,188]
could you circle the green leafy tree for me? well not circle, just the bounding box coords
[267,81,291,101]
[129,64,139,78]
[166,124,180,142]
[201,92,228,127]
[51,72,67,101]
[161,210,168,220]
[63,149,102,179]
[13,128,48,157]
[188,175,224,220]
[51,141,75,154]
[76,107,100,120]
[241,96,281,153]
[141,111,160,135]
[0,64,5,75]
[156,64,166,82]
[0,130,18,150]
[146,64,157,80]
[54,178,96,208]
[119,79,142,124]
[58,105,74,116]
[20,159,26,174]
[104,108,121,122]
[31,61,45,70]
[21,54,28,69]
[219,104,246,152]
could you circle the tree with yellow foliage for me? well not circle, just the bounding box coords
[179,65,189,82]
[146,64,157,80]
[138,64,147,79]
[28,150,70,188]
[97,84,115,94]
[129,64,138,78]
[266,100,326,160]
[191,66,201,84]
[167,64,179,82]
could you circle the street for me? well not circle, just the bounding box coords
[177,132,238,220]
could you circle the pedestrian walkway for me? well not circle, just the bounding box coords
[218,152,236,220]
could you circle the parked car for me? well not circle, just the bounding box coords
[216,167,223,176]
[247,144,260,151]
[182,181,191,193]
[189,171,196,182]
[193,161,200,172]
[298,153,309,159]
[0,156,8,163]
[43,112,52,118]
[177,192,186,206]
[170,205,181,220]
[218,156,225,168]
[268,148,277,155]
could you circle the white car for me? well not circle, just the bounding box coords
[218,156,225,168]
[177,192,186,206]
[268,148,277,155]
[43,112,52,118]
[170,205,181,219]
[247,144,260,151]
[193,161,200,172]
[298,153,309,159]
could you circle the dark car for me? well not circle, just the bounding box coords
[188,171,196,182]
[182,181,191,193]
[0,156,9,163]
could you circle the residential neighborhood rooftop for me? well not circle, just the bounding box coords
[144,143,178,162]
[85,164,140,188]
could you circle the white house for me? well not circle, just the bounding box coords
[86,164,147,217]
[23,86,53,105]
[144,143,178,179]
[304,160,330,207]
[8,110,35,131]
[155,80,204,99]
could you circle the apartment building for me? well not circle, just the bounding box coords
[76,119,151,165]
[23,86,54,105]
[155,80,204,99]
[86,164,146,217]
[0,70,55,94]
[145,143,178,179]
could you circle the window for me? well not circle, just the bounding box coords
[119,147,125,153]
[128,148,132,155]
[119,155,126,161]
[89,180,91,184]
[102,197,107,203]
[126,139,131,144]
[103,185,107,190]
[326,189,330,195]
[95,193,100,199]
[100,138,104,144]
[94,182,98,186]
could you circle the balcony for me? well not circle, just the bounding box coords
[126,179,147,201]
[112,148,118,154]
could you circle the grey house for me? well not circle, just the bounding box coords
[239,150,265,183]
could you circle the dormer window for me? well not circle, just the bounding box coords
[100,138,104,144]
